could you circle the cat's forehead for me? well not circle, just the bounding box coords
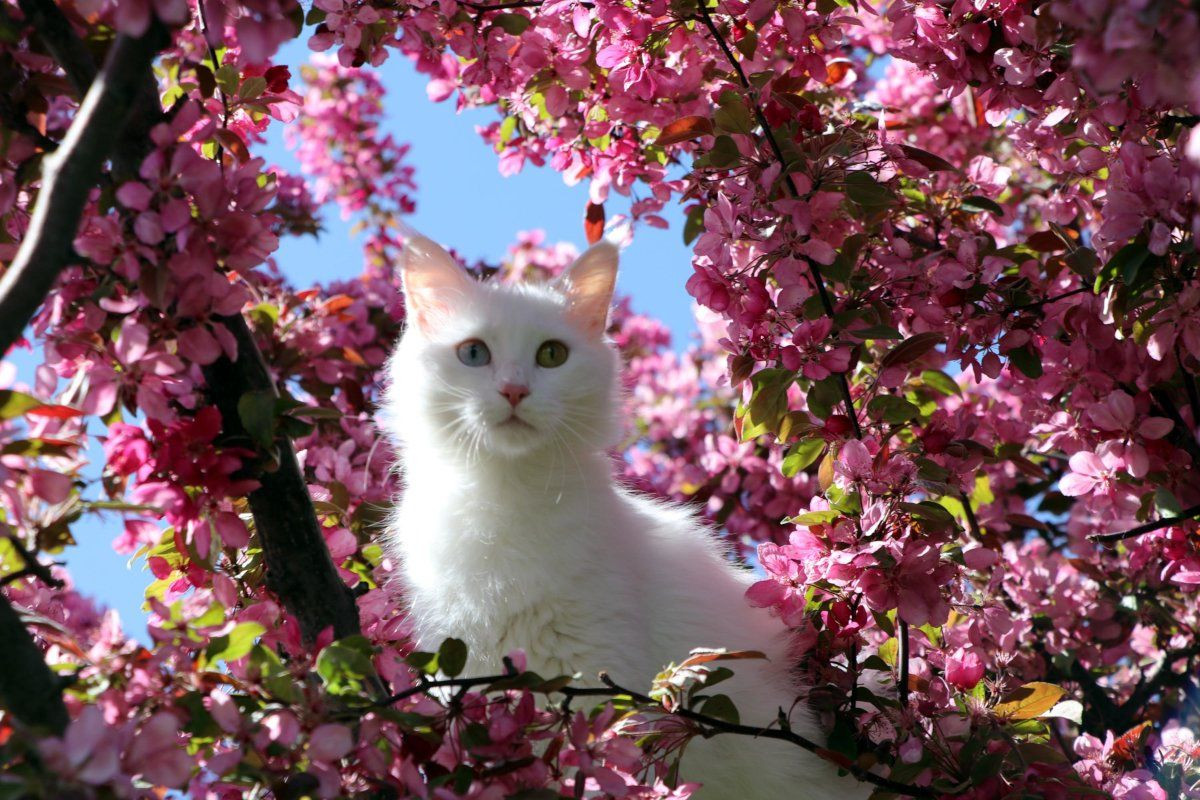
[417,276,579,343]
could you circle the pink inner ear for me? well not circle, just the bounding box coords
[561,243,618,336]
[401,235,474,333]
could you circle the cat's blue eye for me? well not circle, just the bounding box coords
[536,340,569,368]
[456,339,491,367]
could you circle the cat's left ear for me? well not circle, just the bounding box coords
[558,242,618,337]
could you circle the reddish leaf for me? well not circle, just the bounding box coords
[898,144,957,173]
[195,63,216,99]
[881,332,944,368]
[25,404,84,419]
[1109,721,1152,769]
[584,202,605,244]
[1026,230,1068,252]
[678,648,767,669]
[655,115,714,146]
[214,129,250,163]
[824,58,852,86]
[322,294,355,313]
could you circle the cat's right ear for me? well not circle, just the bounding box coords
[400,234,475,334]
[557,242,619,337]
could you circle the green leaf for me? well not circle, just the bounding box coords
[786,509,841,526]
[215,63,240,96]
[695,135,739,169]
[497,115,518,145]
[960,195,1005,216]
[492,13,531,34]
[714,97,754,135]
[739,369,792,440]
[699,666,735,689]
[1066,246,1098,280]
[238,76,267,101]
[920,369,961,397]
[697,693,740,725]
[867,395,920,424]
[237,389,277,450]
[0,390,43,419]
[804,375,842,421]
[844,171,893,209]
[781,438,826,477]
[877,638,897,667]
[206,622,265,664]
[1155,487,1184,517]
[508,791,563,800]
[405,650,438,675]
[317,636,378,694]
[848,325,903,340]
[437,637,468,678]
[683,205,705,245]
[1007,345,1043,379]
[1095,242,1150,292]
[994,682,1066,720]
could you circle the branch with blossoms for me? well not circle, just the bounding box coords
[1089,505,1200,544]
[362,652,936,798]
[693,2,862,443]
[0,22,167,358]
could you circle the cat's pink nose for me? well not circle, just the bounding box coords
[499,383,529,407]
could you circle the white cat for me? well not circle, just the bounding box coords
[379,235,871,800]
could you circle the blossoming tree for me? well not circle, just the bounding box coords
[0,0,1199,797]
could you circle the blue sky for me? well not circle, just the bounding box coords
[54,42,698,640]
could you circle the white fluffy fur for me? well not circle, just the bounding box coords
[379,236,870,800]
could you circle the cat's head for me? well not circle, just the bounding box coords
[382,234,621,463]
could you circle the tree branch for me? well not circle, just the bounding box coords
[0,26,166,359]
[204,315,361,645]
[1087,504,1200,544]
[694,4,861,440]
[372,668,934,798]
[16,0,98,96]
[0,533,64,589]
[10,1,359,647]
[0,593,69,735]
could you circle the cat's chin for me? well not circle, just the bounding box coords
[484,416,547,457]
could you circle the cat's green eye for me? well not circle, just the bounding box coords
[536,340,569,368]
[457,339,491,367]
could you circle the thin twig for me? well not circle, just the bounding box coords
[459,0,544,8]
[1,534,64,589]
[1088,504,1200,544]
[1007,286,1088,313]
[694,3,861,439]
[897,619,910,707]
[960,491,982,540]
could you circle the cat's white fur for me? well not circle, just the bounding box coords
[379,235,869,800]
